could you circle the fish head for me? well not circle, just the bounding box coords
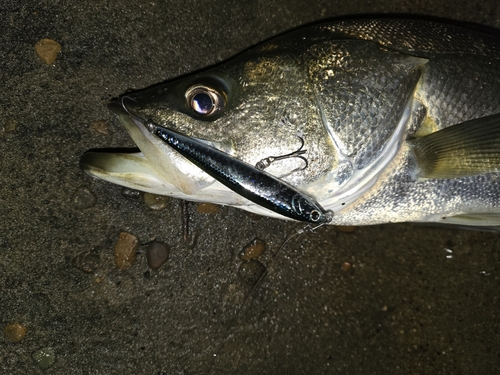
[82,35,340,214]
[81,27,427,217]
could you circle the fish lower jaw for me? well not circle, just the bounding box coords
[81,151,258,205]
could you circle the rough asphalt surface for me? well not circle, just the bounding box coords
[1,1,499,374]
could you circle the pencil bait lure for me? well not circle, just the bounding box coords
[144,119,333,224]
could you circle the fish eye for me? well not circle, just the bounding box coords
[186,85,225,116]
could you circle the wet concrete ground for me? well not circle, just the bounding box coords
[1,1,500,374]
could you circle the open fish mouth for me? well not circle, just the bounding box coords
[80,100,261,209]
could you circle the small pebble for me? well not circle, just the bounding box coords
[143,193,169,210]
[3,323,27,343]
[341,262,352,272]
[72,186,96,209]
[91,120,110,135]
[73,250,100,273]
[146,241,169,270]
[336,226,357,233]
[196,203,221,214]
[121,188,142,201]
[34,38,61,64]
[4,119,17,133]
[239,238,266,261]
[114,232,139,270]
[32,347,56,369]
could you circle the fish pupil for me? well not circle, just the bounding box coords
[191,92,214,115]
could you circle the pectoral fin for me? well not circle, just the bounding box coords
[410,113,500,179]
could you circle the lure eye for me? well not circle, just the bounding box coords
[186,85,225,116]
[309,210,321,222]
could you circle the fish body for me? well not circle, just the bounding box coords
[81,18,500,226]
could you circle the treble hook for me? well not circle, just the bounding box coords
[255,136,308,171]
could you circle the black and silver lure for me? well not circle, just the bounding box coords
[148,121,333,224]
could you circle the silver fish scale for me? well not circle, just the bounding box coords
[308,19,500,224]
[317,19,500,131]
[218,56,335,187]
[148,53,338,189]
[322,19,500,57]
[335,149,500,225]
[307,41,426,169]
[416,56,500,129]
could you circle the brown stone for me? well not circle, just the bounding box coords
[341,262,353,272]
[114,232,139,270]
[145,241,169,270]
[196,203,221,214]
[91,120,110,135]
[143,193,169,210]
[34,38,61,64]
[4,322,27,343]
[4,119,17,133]
[240,238,266,261]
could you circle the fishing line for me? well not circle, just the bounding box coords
[235,216,331,313]
[208,216,332,373]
